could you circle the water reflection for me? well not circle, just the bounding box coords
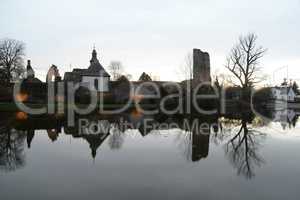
[0,107,299,179]
[0,128,26,172]
[175,120,211,162]
[255,107,299,129]
[223,114,265,179]
[108,124,125,150]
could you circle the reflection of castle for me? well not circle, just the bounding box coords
[64,118,110,159]
[272,109,299,129]
[26,130,34,148]
[24,128,61,148]
[192,133,209,162]
[175,117,213,162]
[1,112,217,163]
[82,134,109,159]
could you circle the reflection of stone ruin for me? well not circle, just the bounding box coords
[193,48,211,84]
[1,111,216,162]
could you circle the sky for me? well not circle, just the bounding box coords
[1,0,299,84]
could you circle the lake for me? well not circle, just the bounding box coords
[1,110,300,200]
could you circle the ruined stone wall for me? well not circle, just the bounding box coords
[193,49,211,84]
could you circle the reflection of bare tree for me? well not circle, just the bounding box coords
[211,118,242,145]
[0,128,26,172]
[211,120,227,145]
[224,119,265,179]
[176,130,193,162]
[108,124,125,150]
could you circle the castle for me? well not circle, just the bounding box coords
[21,48,212,101]
[193,48,211,83]
[64,49,110,92]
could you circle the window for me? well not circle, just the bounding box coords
[94,79,98,90]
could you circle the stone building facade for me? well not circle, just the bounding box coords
[64,49,110,92]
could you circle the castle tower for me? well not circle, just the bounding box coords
[91,48,97,63]
[193,49,211,83]
[26,60,35,79]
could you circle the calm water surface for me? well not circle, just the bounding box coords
[1,113,300,200]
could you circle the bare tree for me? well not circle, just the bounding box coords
[177,53,193,81]
[108,60,124,80]
[176,130,193,162]
[0,38,26,84]
[225,33,267,89]
[212,70,236,88]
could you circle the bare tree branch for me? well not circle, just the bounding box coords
[225,33,267,89]
[108,60,124,81]
[0,38,25,84]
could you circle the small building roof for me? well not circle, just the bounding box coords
[83,49,110,77]
[271,86,295,95]
[138,72,152,81]
[64,49,110,79]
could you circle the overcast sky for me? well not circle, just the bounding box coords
[1,0,299,84]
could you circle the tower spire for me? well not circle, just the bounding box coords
[26,59,35,79]
[91,44,97,60]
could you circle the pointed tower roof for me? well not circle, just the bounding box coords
[26,130,35,149]
[26,60,35,79]
[24,60,42,83]
[83,134,109,159]
[84,49,110,77]
[47,130,59,142]
[138,72,152,81]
